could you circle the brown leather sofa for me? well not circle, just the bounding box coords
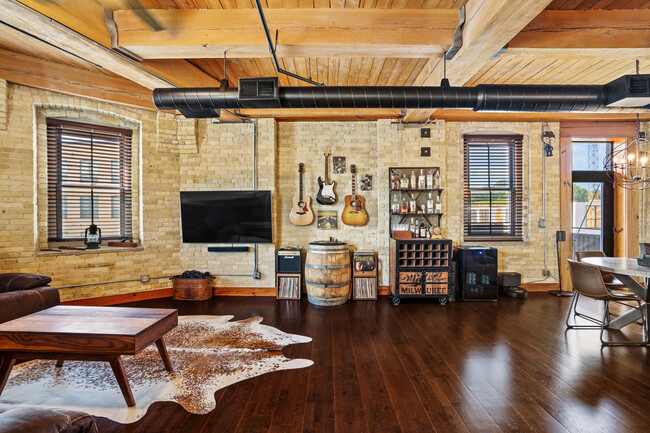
[0,273,60,324]
[0,274,97,432]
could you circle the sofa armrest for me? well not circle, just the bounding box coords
[0,287,60,324]
[0,404,98,433]
[0,273,53,293]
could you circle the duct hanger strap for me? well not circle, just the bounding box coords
[444,4,465,61]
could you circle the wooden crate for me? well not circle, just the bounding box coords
[276,273,301,300]
[353,251,377,300]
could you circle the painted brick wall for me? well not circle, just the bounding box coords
[0,83,181,301]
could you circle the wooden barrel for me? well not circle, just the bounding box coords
[305,241,351,306]
[173,278,213,301]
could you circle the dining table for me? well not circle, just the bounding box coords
[582,256,649,330]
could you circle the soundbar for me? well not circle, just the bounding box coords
[207,246,250,252]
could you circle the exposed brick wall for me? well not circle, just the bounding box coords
[0,84,181,301]
[0,79,6,131]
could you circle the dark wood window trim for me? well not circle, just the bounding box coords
[463,134,523,241]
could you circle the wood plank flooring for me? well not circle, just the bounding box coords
[95,294,650,433]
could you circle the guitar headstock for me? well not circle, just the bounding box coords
[351,164,357,174]
[324,145,331,157]
[298,163,304,173]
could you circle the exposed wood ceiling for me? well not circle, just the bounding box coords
[0,0,648,121]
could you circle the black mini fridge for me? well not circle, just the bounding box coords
[454,247,498,301]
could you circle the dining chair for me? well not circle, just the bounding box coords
[566,259,648,346]
[574,251,627,289]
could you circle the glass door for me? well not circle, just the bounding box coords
[572,141,614,256]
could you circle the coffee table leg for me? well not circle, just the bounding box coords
[0,352,16,396]
[108,356,135,407]
[155,337,173,372]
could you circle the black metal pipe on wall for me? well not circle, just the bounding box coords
[152,83,614,116]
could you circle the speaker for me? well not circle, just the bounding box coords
[498,272,521,291]
[556,230,567,242]
[276,248,302,274]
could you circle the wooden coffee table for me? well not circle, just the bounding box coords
[0,305,178,407]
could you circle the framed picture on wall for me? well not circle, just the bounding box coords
[360,174,372,191]
[332,157,346,174]
[317,210,338,229]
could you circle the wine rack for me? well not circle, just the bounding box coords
[392,239,452,305]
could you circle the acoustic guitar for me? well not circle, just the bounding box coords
[289,163,315,226]
[341,164,368,226]
[316,146,337,205]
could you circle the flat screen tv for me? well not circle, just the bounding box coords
[180,190,273,244]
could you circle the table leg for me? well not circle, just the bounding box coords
[0,352,16,396]
[608,273,648,330]
[56,360,64,368]
[108,355,135,407]
[155,337,173,372]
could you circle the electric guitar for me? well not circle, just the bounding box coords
[341,164,368,226]
[316,146,337,205]
[289,163,315,226]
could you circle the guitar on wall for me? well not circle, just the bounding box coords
[316,146,337,205]
[289,163,315,226]
[341,164,368,226]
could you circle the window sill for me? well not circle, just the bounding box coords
[36,246,144,257]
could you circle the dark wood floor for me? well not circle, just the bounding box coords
[96,294,650,433]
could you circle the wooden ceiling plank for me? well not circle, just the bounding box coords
[316,57,329,86]
[348,57,363,86]
[0,48,154,110]
[503,48,650,59]
[114,9,457,59]
[366,58,386,86]
[405,0,555,120]
[338,57,352,86]
[328,57,340,87]
[356,57,374,86]
[314,0,331,7]
[510,10,650,49]
[404,58,429,86]
[375,58,397,86]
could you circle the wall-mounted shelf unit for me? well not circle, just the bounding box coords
[389,167,443,239]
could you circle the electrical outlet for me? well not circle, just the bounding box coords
[140,275,150,283]
[538,217,546,228]
[253,271,261,280]
[542,270,551,277]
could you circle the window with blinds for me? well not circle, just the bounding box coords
[47,119,133,242]
[463,135,523,241]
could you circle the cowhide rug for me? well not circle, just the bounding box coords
[0,315,313,424]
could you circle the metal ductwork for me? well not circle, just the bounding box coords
[152,74,650,118]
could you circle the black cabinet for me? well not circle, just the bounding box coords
[392,239,452,305]
[454,247,498,301]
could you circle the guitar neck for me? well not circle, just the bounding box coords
[352,172,356,198]
[324,154,329,183]
[299,171,303,201]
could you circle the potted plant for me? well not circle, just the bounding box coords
[172,270,214,301]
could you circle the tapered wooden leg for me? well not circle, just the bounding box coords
[108,355,135,407]
[56,360,64,368]
[0,352,16,396]
[155,337,173,372]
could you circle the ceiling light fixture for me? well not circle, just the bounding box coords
[605,113,650,191]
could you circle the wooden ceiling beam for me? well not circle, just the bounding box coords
[240,108,402,121]
[113,9,458,59]
[404,0,554,122]
[413,110,650,123]
[13,0,222,88]
[510,10,650,49]
[0,48,155,110]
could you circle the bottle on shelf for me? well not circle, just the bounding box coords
[419,221,428,238]
[410,218,417,237]
[434,169,441,189]
[391,171,400,190]
[409,198,417,214]
[435,195,441,213]
[400,174,409,190]
[410,171,416,190]
[418,169,426,189]
[426,192,434,213]
[426,169,433,189]
[391,195,399,214]
[401,198,409,214]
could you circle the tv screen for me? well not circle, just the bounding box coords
[180,191,273,244]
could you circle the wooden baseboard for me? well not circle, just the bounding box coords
[213,287,276,297]
[61,288,174,306]
[521,283,558,292]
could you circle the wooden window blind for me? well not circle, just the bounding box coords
[47,119,133,242]
[463,135,523,241]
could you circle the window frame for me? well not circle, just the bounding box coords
[46,118,133,243]
[463,134,524,241]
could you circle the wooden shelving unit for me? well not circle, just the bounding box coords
[392,239,452,305]
[389,167,443,238]
[276,273,301,300]
[353,251,377,300]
